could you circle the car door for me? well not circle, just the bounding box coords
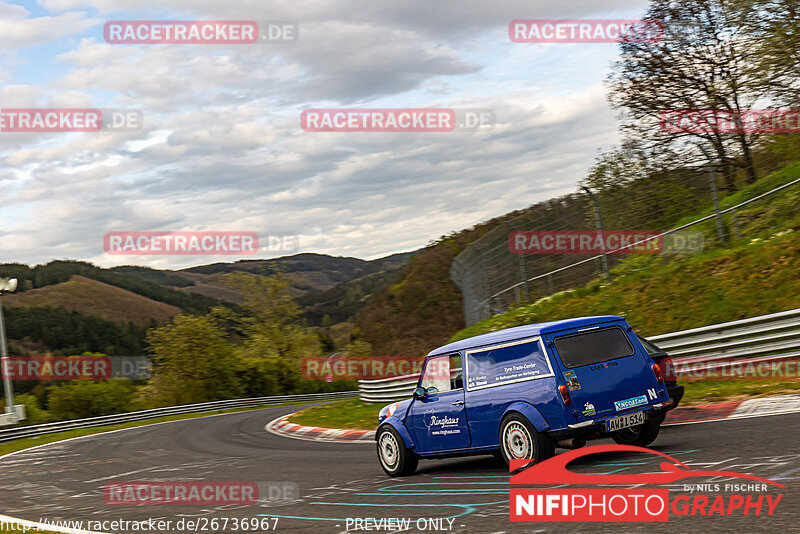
[409,354,471,452]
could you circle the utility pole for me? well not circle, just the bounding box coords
[0,278,18,418]
[581,186,610,282]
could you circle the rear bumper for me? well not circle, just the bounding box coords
[548,402,673,440]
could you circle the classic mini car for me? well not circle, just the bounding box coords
[375,316,674,476]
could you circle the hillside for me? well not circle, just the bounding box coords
[451,163,800,341]
[295,261,410,326]
[3,275,181,326]
[452,230,800,342]
[172,252,416,323]
[355,149,800,357]
[111,253,416,308]
[0,252,415,353]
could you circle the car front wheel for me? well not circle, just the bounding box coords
[377,425,418,477]
[499,413,554,467]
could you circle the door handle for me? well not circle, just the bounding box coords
[452,401,464,406]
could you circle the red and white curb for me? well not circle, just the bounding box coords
[265,413,375,443]
[664,393,800,426]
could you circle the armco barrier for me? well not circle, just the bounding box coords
[648,308,800,367]
[0,390,357,443]
[358,374,420,403]
[358,308,800,402]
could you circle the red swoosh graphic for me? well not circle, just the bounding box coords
[510,444,785,488]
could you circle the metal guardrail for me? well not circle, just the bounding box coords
[649,308,800,376]
[358,308,800,402]
[358,374,420,404]
[0,390,357,443]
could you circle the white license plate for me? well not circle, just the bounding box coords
[606,411,645,432]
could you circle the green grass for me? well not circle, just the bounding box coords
[682,378,800,406]
[287,398,382,430]
[285,381,800,431]
[453,231,800,342]
[453,163,800,343]
[0,400,314,457]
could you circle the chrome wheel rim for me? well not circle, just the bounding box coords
[503,421,533,459]
[378,431,399,470]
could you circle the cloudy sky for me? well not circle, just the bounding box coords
[0,0,651,269]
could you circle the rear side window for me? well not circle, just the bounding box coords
[638,336,662,356]
[554,326,634,368]
[465,337,553,391]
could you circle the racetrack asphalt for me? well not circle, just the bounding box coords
[1,402,798,534]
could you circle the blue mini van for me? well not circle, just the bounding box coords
[375,316,673,476]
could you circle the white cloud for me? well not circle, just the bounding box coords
[0,0,651,268]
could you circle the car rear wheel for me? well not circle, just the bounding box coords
[499,413,554,467]
[612,418,660,447]
[377,425,418,477]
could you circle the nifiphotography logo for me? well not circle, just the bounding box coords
[509,444,785,522]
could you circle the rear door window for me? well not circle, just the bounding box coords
[554,326,634,368]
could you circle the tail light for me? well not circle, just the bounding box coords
[661,357,677,382]
[652,363,664,384]
[558,384,571,405]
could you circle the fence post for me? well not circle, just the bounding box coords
[505,221,530,302]
[708,163,726,245]
[696,145,727,246]
[581,187,610,282]
[731,208,742,240]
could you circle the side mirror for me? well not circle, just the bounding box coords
[413,386,427,399]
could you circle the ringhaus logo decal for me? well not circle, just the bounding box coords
[422,410,461,436]
[509,445,785,522]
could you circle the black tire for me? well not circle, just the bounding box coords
[376,425,418,477]
[498,413,554,468]
[612,418,661,447]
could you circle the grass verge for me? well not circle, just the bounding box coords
[287,398,381,430]
[286,380,800,431]
[681,378,800,406]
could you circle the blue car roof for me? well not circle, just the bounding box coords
[427,315,624,356]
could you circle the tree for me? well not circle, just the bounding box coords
[607,0,770,191]
[48,381,136,420]
[222,273,320,362]
[141,314,243,407]
[741,0,800,106]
